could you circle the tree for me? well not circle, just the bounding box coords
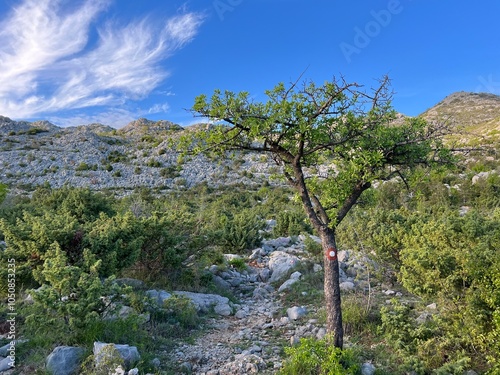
[181,76,451,348]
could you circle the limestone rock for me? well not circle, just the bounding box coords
[46,346,85,375]
[0,357,15,372]
[287,306,307,320]
[93,342,140,369]
[340,281,355,291]
[174,291,232,316]
[268,251,300,283]
[362,362,376,375]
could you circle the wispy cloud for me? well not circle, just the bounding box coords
[0,0,203,124]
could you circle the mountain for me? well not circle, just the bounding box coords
[0,92,499,193]
[421,91,500,142]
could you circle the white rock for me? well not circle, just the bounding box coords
[93,342,140,369]
[340,281,355,291]
[337,250,349,262]
[278,278,299,293]
[0,357,15,372]
[290,271,302,280]
[46,346,85,375]
[235,310,248,319]
[214,303,232,316]
[362,362,376,375]
[287,306,307,320]
[313,264,323,272]
[268,251,300,283]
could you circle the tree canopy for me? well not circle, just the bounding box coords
[181,75,453,348]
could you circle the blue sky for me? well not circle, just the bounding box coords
[0,0,499,128]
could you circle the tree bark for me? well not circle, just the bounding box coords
[320,226,343,349]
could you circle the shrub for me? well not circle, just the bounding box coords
[279,337,361,375]
[219,209,264,253]
[146,159,162,168]
[162,295,199,329]
[273,210,311,237]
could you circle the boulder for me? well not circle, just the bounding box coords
[145,289,172,306]
[361,362,376,375]
[213,275,231,290]
[268,251,300,283]
[93,342,140,369]
[0,340,28,357]
[278,278,299,293]
[340,281,355,291]
[46,346,85,375]
[287,306,307,320]
[0,357,15,372]
[174,291,232,316]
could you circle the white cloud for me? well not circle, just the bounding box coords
[148,102,170,114]
[0,0,203,120]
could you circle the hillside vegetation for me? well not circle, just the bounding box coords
[0,92,499,374]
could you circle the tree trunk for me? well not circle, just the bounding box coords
[320,226,343,349]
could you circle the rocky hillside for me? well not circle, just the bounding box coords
[0,117,276,193]
[422,91,500,143]
[1,91,499,193]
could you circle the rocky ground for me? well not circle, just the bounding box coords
[161,235,380,375]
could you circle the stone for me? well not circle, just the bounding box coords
[362,362,376,375]
[268,251,300,283]
[290,336,300,346]
[340,281,355,291]
[46,346,85,375]
[384,289,396,295]
[151,358,161,368]
[224,254,243,262]
[426,303,437,310]
[416,312,433,325]
[0,340,28,357]
[337,250,349,262]
[258,268,271,282]
[174,291,231,315]
[313,264,323,272]
[0,357,15,372]
[213,275,231,290]
[316,328,327,340]
[277,278,299,293]
[214,303,232,316]
[263,237,291,250]
[235,309,248,319]
[287,306,307,320]
[145,289,172,305]
[93,342,140,369]
[253,286,270,300]
[128,369,139,375]
[290,271,302,280]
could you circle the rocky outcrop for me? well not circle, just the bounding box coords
[46,346,85,375]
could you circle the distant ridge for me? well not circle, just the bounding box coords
[421,92,500,139]
[120,117,183,134]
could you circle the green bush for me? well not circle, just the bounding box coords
[279,337,361,375]
[163,295,199,329]
[218,209,264,253]
[274,210,311,237]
